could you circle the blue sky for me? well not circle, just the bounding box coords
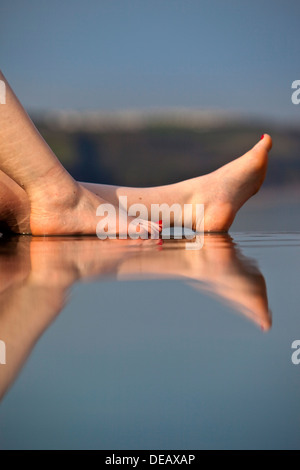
[1,0,300,123]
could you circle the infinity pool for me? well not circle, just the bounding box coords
[0,193,300,449]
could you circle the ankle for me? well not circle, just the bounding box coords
[28,166,80,209]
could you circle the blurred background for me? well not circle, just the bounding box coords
[1,0,300,228]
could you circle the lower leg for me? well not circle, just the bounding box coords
[0,71,78,200]
[0,135,271,234]
[0,69,272,235]
[0,169,30,233]
[0,71,158,237]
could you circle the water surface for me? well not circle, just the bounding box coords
[1,190,300,449]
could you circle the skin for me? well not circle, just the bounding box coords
[0,71,159,237]
[0,234,271,400]
[0,70,272,236]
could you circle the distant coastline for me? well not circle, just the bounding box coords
[30,108,300,189]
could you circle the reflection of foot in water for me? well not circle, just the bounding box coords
[187,235,271,331]
[0,234,270,402]
[116,234,271,330]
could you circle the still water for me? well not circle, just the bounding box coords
[0,196,300,450]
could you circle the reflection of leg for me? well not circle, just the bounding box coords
[29,236,159,283]
[0,236,31,292]
[0,236,159,400]
[116,235,271,330]
[0,234,271,401]
[0,238,77,400]
[83,135,272,231]
[0,280,69,400]
[0,72,158,237]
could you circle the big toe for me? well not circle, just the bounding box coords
[246,134,272,175]
[256,133,272,151]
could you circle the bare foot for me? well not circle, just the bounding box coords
[0,135,271,235]
[27,170,161,237]
[187,134,272,231]
[0,171,159,237]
